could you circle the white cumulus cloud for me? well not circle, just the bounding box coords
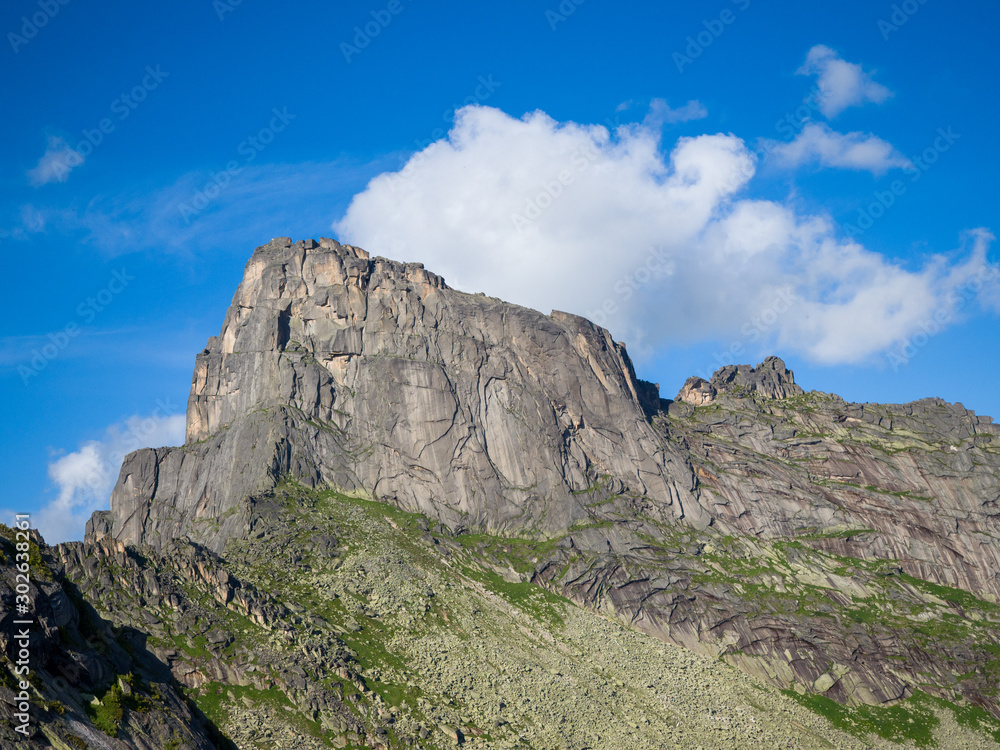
[797,45,892,118]
[27,136,86,186]
[768,123,911,175]
[33,411,185,543]
[335,105,998,366]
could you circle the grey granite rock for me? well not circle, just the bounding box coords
[676,355,804,404]
[92,237,706,554]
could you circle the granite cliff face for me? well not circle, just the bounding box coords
[88,236,703,554]
[81,238,1000,738]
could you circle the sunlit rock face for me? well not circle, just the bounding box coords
[675,356,804,405]
[92,236,702,554]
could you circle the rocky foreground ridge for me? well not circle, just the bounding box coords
[15,235,998,748]
[0,526,222,748]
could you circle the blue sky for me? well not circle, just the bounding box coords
[3,0,999,541]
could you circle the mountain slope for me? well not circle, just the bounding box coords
[531,386,1000,712]
[69,483,1000,748]
[63,236,1000,747]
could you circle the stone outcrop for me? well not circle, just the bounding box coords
[675,355,804,405]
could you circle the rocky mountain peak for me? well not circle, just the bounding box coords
[185,235,448,445]
[91,237,706,555]
[676,355,804,405]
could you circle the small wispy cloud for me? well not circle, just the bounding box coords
[797,45,892,118]
[27,136,85,186]
[20,204,46,232]
[0,204,49,242]
[6,158,392,258]
[645,98,709,125]
[767,123,910,175]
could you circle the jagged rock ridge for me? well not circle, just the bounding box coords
[0,527,221,748]
[675,355,804,405]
